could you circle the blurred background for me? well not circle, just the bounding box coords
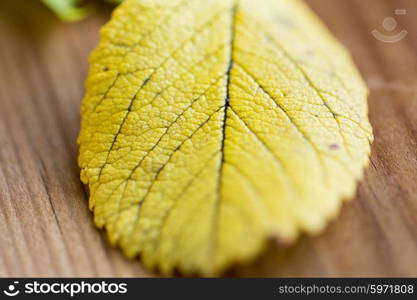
[0,0,416,277]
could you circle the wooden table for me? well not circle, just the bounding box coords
[0,0,416,277]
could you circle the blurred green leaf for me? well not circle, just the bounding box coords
[41,0,123,22]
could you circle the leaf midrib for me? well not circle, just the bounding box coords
[211,1,238,263]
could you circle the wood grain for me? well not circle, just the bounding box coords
[0,0,416,277]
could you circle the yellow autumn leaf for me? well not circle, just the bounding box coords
[78,0,373,276]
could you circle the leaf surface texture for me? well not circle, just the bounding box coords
[78,0,373,276]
